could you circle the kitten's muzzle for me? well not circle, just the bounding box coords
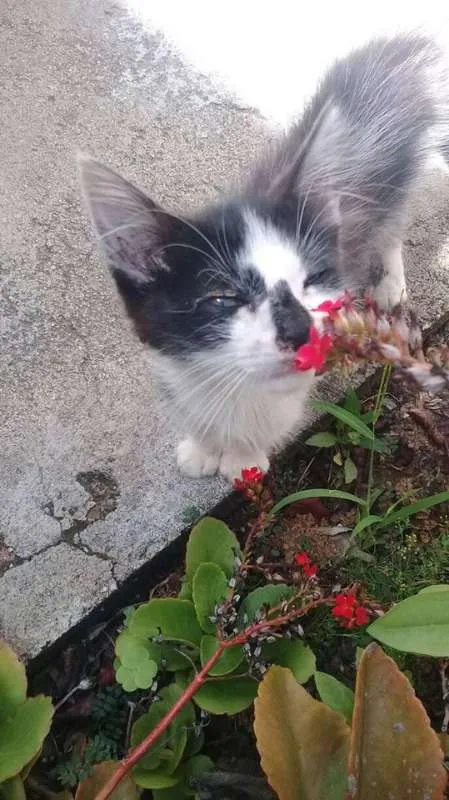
[270,280,312,351]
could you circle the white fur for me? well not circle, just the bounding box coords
[160,211,331,482]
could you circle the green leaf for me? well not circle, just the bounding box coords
[186,518,241,582]
[376,491,449,529]
[347,431,360,445]
[263,640,316,684]
[115,659,158,692]
[333,452,343,466]
[200,635,243,676]
[344,456,357,484]
[194,677,257,714]
[133,768,182,790]
[315,672,354,724]
[351,515,382,538]
[192,563,229,633]
[152,755,214,799]
[344,390,361,416]
[313,400,374,440]
[131,684,194,781]
[272,489,365,516]
[0,777,26,800]
[419,584,449,594]
[115,631,159,691]
[358,436,388,454]
[178,579,192,600]
[368,591,449,656]
[238,584,294,624]
[254,666,350,800]
[305,432,337,448]
[129,599,203,647]
[0,696,54,783]
[0,642,27,721]
[75,762,139,799]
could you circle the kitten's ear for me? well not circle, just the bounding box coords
[78,154,169,284]
[261,102,343,230]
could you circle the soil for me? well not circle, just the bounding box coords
[27,321,449,799]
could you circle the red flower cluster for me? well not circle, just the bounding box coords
[313,298,345,318]
[332,591,370,629]
[294,327,333,372]
[293,551,318,578]
[234,466,265,498]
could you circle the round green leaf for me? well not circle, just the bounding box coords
[0,777,26,800]
[419,584,449,594]
[238,584,294,624]
[315,672,354,724]
[115,659,157,692]
[368,591,449,656]
[129,599,203,647]
[131,702,169,772]
[116,630,157,667]
[262,640,316,684]
[186,518,241,582]
[200,635,244,676]
[193,563,229,633]
[0,642,26,721]
[194,677,257,714]
[152,755,214,799]
[0,697,54,783]
[133,767,181,789]
[305,432,338,448]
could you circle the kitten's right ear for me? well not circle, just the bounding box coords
[78,154,169,284]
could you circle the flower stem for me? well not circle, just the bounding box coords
[94,598,329,800]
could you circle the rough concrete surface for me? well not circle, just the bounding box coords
[1,0,449,659]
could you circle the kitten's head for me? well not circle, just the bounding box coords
[79,156,341,386]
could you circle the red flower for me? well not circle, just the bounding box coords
[241,467,265,483]
[234,466,265,498]
[294,327,333,372]
[354,605,370,626]
[293,551,318,579]
[313,298,344,317]
[294,552,311,567]
[332,591,370,629]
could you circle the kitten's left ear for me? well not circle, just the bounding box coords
[78,154,170,284]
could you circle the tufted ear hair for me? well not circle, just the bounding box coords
[78,154,172,284]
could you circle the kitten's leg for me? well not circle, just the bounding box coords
[372,242,407,311]
[373,242,422,355]
[219,449,270,483]
[177,437,220,478]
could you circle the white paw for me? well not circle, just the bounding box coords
[372,275,407,312]
[177,437,220,478]
[219,451,270,483]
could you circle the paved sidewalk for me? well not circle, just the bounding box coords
[1,0,449,658]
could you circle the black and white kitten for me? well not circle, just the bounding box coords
[79,35,449,482]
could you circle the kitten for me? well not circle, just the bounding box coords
[79,35,449,482]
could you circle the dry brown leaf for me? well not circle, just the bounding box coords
[254,665,350,800]
[348,643,447,800]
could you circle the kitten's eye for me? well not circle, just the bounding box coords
[200,293,240,311]
[304,268,332,289]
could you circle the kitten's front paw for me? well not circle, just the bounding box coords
[219,451,270,484]
[177,437,220,478]
[371,275,407,312]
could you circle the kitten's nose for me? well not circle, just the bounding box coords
[270,280,312,350]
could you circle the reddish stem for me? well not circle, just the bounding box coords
[93,640,227,800]
[94,597,329,800]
